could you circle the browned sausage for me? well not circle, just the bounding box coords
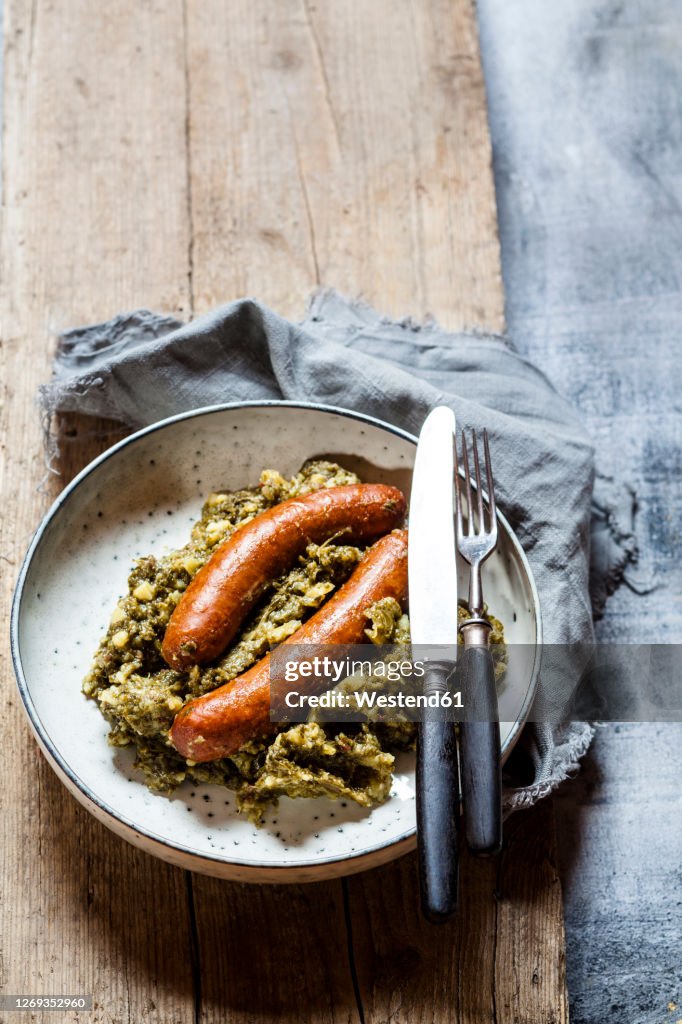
[169,529,408,762]
[162,483,406,671]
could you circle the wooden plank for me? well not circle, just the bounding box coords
[347,801,567,1024]
[185,0,504,330]
[189,877,360,1024]
[346,848,499,1022]
[494,800,568,1024]
[0,2,196,1022]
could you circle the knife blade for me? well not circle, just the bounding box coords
[408,405,461,924]
[408,405,459,645]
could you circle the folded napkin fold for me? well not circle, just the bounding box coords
[41,290,634,812]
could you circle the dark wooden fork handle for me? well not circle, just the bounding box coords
[416,660,460,923]
[459,645,502,856]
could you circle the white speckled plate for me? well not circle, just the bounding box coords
[11,402,541,882]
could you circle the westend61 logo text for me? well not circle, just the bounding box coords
[282,685,464,711]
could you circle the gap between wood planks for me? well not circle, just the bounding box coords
[183,15,201,1020]
[182,0,196,314]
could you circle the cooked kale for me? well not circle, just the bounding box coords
[84,459,505,824]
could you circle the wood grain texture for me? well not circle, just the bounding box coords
[347,848,499,1022]
[494,800,568,1024]
[0,0,562,1022]
[346,801,566,1024]
[185,0,504,329]
[0,1,195,1022]
[188,876,360,1024]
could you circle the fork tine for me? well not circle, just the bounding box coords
[454,433,464,542]
[471,429,485,536]
[483,429,497,537]
[461,431,474,536]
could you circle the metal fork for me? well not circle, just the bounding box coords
[454,429,502,856]
[455,428,498,625]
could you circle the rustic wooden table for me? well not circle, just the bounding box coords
[0,2,568,1021]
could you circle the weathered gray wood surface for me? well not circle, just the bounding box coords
[477,1,682,1020]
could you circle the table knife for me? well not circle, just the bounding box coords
[408,405,460,923]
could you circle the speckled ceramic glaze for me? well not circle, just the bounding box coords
[11,403,541,882]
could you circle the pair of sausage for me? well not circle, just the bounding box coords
[162,483,406,671]
[170,528,408,762]
[164,484,408,762]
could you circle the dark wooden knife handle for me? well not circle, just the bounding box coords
[459,645,502,856]
[416,660,460,924]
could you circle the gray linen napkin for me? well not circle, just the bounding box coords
[41,290,633,812]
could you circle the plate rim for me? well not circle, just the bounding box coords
[10,399,543,877]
